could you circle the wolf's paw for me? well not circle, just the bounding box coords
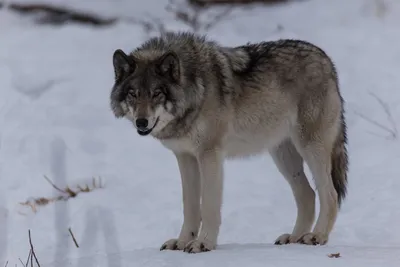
[160,238,187,251]
[297,232,328,245]
[183,239,215,253]
[274,233,300,245]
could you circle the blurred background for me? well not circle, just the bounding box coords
[1,0,400,266]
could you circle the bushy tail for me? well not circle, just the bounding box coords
[331,107,349,208]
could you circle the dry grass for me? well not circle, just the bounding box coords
[20,176,103,213]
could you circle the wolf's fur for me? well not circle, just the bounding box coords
[110,32,348,253]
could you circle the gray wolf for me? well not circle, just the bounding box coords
[109,32,348,253]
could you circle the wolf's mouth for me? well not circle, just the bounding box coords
[137,117,159,136]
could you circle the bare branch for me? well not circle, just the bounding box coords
[353,92,398,140]
[43,175,67,195]
[28,230,40,267]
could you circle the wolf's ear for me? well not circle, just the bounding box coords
[157,52,180,83]
[113,49,135,83]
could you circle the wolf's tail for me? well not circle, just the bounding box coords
[331,101,349,208]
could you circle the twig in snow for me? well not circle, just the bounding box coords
[28,230,41,267]
[4,261,8,267]
[18,258,25,267]
[353,92,398,140]
[328,252,341,258]
[68,227,80,248]
[25,249,32,267]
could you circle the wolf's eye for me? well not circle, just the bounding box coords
[153,91,162,98]
[128,91,137,99]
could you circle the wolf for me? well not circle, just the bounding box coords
[109,31,348,253]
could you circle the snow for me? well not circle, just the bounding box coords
[1,0,400,266]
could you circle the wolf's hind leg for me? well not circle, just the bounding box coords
[270,139,316,245]
[293,139,338,245]
[291,115,340,245]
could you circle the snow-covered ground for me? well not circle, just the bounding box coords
[1,0,400,266]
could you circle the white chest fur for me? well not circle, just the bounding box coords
[161,137,198,155]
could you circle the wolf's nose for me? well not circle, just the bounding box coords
[136,118,148,129]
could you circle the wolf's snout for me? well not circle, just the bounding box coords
[136,118,149,129]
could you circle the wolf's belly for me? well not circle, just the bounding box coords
[160,118,291,158]
[223,121,290,159]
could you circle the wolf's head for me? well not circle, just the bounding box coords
[110,48,188,137]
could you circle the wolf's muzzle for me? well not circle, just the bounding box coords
[136,117,159,136]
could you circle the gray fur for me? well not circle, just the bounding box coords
[110,31,349,252]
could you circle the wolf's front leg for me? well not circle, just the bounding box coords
[184,149,224,253]
[160,152,201,251]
